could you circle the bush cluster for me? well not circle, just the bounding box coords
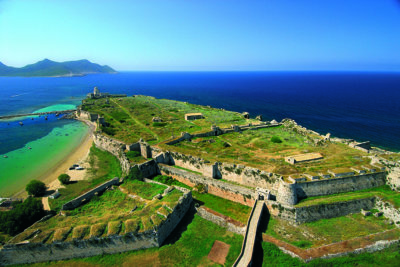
[58,174,71,185]
[271,136,283,143]
[0,198,45,235]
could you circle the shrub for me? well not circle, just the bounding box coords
[126,151,141,159]
[58,174,71,185]
[194,183,206,194]
[0,197,45,235]
[152,122,167,127]
[271,136,283,143]
[101,125,116,136]
[25,180,46,197]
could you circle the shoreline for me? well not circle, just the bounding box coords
[12,119,95,199]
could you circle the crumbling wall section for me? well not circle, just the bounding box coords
[387,167,400,192]
[375,198,400,225]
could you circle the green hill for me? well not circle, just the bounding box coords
[0,59,117,77]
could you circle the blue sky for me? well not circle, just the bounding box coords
[0,0,400,71]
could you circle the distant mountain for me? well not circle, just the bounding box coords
[0,59,117,77]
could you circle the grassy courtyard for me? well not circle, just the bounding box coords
[166,126,370,175]
[82,95,254,144]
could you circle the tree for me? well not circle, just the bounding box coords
[25,180,46,197]
[271,136,283,143]
[0,197,45,236]
[58,173,71,185]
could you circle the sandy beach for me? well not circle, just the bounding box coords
[12,120,96,199]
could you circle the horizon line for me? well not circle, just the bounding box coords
[116,69,400,73]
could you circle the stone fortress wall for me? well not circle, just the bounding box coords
[277,172,387,206]
[0,187,193,266]
[149,146,386,207]
[159,164,256,207]
[81,104,396,226]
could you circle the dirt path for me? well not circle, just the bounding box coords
[42,197,50,211]
[110,98,160,141]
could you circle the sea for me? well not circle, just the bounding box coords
[0,71,399,197]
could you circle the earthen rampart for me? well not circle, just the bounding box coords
[0,191,193,266]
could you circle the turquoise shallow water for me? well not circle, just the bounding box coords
[0,119,88,197]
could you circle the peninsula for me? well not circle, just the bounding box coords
[1,88,399,266]
[0,59,116,77]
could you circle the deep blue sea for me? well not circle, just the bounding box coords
[1,71,400,154]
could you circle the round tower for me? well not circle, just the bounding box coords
[93,86,100,97]
[276,178,298,205]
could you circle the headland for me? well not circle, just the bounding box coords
[1,87,399,266]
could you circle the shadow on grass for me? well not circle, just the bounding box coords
[161,204,196,246]
[251,206,271,267]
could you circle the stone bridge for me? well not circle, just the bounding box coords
[233,199,265,267]
[0,109,77,120]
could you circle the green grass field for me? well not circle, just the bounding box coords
[264,213,396,248]
[192,191,251,224]
[262,242,400,267]
[82,95,253,144]
[167,126,370,175]
[81,96,372,177]
[49,144,122,211]
[121,179,167,200]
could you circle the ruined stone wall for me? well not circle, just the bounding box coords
[156,191,193,245]
[166,151,279,191]
[268,198,376,224]
[266,201,297,221]
[387,167,400,192]
[93,133,130,175]
[294,197,376,224]
[375,198,400,225]
[219,162,278,190]
[159,164,256,206]
[168,151,215,177]
[62,178,120,210]
[196,207,245,235]
[135,159,160,178]
[294,172,386,200]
